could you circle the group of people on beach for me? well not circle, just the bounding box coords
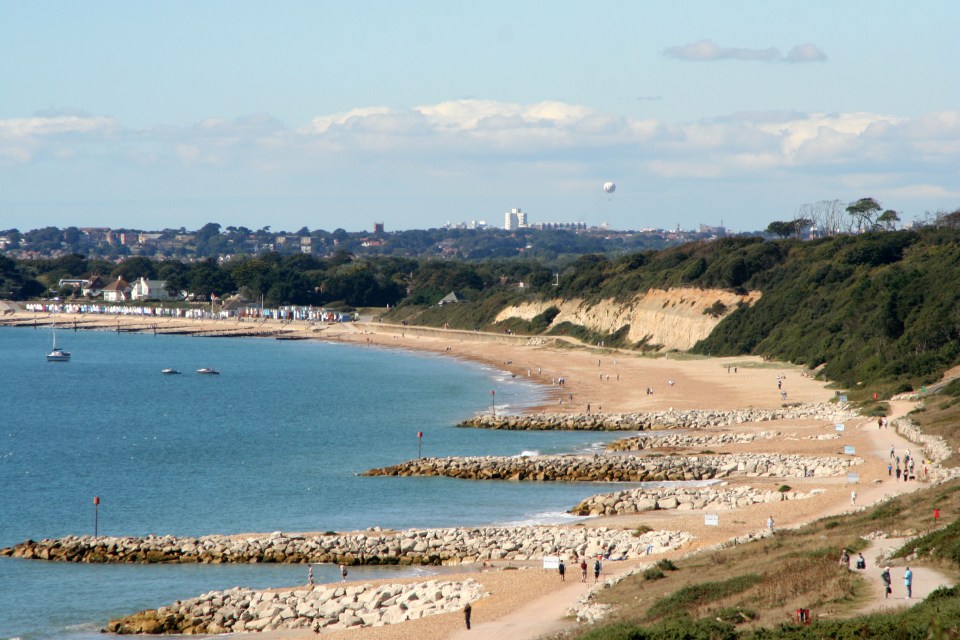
[557,556,603,583]
[840,550,915,599]
[888,446,924,481]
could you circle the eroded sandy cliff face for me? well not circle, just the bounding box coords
[494,287,760,351]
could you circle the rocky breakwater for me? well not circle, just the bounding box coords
[1,526,688,565]
[105,579,485,634]
[570,485,825,517]
[607,431,778,451]
[458,403,857,431]
[362,453,860,483]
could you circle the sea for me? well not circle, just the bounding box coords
[0,325,641,640]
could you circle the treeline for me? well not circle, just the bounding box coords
[1,224,679,261]
[3,252,561,310]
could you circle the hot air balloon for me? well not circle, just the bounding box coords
[603,181,616,193]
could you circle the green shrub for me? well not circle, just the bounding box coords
[656,559,678,571]
[643,567,665,581]
[646,574,762,620]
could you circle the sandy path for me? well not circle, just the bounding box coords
[4,311,954,637]
[859,537,953,612]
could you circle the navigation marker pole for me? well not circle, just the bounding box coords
[491,390,496,417]
[418,431,423,459]
[93,496,100,539]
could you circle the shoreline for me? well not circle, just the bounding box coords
[1,309,947,639]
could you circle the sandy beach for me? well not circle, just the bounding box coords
[2,309,944,638]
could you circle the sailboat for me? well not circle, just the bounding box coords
[46,310,71,362]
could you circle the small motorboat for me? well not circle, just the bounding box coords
[161,368,182,375]
[196,368,220,375]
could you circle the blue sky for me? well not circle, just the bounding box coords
[1,0,958,233]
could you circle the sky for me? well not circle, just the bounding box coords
[1,1,959,234]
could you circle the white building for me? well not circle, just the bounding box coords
[101,277,131,302]
[130,277,173,301]
[504,208,527,230]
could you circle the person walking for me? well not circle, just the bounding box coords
[851,490,857,507]
[881,567,892,598]
[593,558,602,582]
[464,602,472,630]
[558,559,566,581]
[839,549,850,569]
[340,564,348,582]
[308,565,314,586]
[904,567,913,598]
[580,559,588,582]
[767,516,775,534]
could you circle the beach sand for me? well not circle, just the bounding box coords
[4,311,941,638]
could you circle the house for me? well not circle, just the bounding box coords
[438,291,463,306]
[101,277,131,302]
[130,277,172,301]
[82,274,106,298]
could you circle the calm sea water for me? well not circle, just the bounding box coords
[0,326,634,640]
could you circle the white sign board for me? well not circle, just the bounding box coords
[542,555,560,570]
[839,395,848,402]
[704,514,719,526]
[835,423,845,431]
[844,445,856,455]
[847,472,860,484]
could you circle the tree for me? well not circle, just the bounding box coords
[936,208,960,229]
[799,199,845,236]
[112,256,156,280]
[197,222,222,242]
[846,198,883,231]
[766,221,795,239]
[877,209,900,230]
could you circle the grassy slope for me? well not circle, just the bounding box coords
[569,481,960,640]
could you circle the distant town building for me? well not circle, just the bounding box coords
[698,224,727,236]
[527,221,587,231]
[373,222,385,234]
[504,208,527,230]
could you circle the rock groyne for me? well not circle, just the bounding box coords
[362,453,859,483]
[1,526,688,566]
[458,404,856,431]
[105,579,485,634]
[570,485,824,517]
[607,431,778,451]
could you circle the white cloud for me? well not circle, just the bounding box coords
[2,102,959,229]
[0,114,117,167]
[786,43,828,63]
[663,39,826,63]
[878,184,960,199]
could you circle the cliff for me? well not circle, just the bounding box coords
[493,287,760,351]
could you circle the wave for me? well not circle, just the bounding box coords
[496,510,586,527]
[512,450,540,458]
